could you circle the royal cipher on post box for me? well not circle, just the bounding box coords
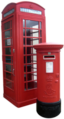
[34,43,63,118]
[1,2,46,107]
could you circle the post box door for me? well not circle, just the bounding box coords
[2,16,15,98]
[38,52,60,103]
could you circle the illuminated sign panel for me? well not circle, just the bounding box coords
[4,9,14,17]
[20,8,42,15]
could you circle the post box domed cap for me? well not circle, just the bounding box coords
[33,43,63,50]
[11,0,30,3]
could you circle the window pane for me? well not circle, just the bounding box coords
[4,21,10,30]
[27,38,32,45]
[40,22,42,29]
[5,64,12,72]
[24,47,25,54]
[26,20,38,28]
[23,29,25,36]
[27,64,37,72]
[27,56,31,63]
[26,29,39,37]
[24,56,26,63]
[27,72,37,81]
[23,38,25,45]
[33,38,39,45]
[5,39,11,46]
[24,83,26,90]
[6,72,11,80]
[33,55,37,61]
[27,47,36,54]
[24,74,26,81]
[5,56,12,63]
[40,38,42,43]
[33,48,36,54]
[6,80,14,89]
[27,65,31,72]
[5,48,11,55]
[27,55,37,63]
[5,30,11,38]
[27,47,32,54]
[23,19,25,27]
[27,73,32,81]
[28,81,37,89]
[10,21,12,28]
[31,73,37,80]
[26,38,39,45]
[24,65,26,72]
[40,30,42,37]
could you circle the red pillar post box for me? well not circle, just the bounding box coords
[33,43,63,118]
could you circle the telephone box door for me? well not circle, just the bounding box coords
[20,16,45,101]
[2,16,15,99]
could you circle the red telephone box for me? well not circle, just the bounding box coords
[34,43,63,118]
[1,2,46,107]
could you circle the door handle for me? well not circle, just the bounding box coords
[13,69,15,76]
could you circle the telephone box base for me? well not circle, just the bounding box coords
[37,100,61,118]
[4,94,37,108]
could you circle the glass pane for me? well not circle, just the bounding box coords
[27,55,37,63]
[24,65,26,72]
[34,55,37,62]
[5,39,11,46]
[6,80,14,89]
[31,73,37,80]
[27,65,31,72]
[26,20,38,28]
[5,48,11,55]
[27,56,31,63]
[5,64,12,72]
[24,83,26,90]
[6,56,12,63]
[24,47,25,54]
[28,81,37,89]
[27,73,32,81]
[5,30,11,38]
[27,38,32,45]
[27,72,37,81]
[6,72,11,80]
[26,38,39,45]
[27,64,37,72]
[40,22,42,29]
[4,21,10,30]
[24,56,26,63]
[40,30,42,37]
[27,47,32,54]
[26,29,39,37]
[33,38,39,45]
[23,38,25,45]
[10,21,12,28]
[23,29,25,36]
[23,19,25,27]
[33,48,36,54]
[40,38,42,43]
[27,47,36,54]
[24,74,26,81]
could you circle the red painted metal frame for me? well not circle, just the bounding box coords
[2,1,46,107]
